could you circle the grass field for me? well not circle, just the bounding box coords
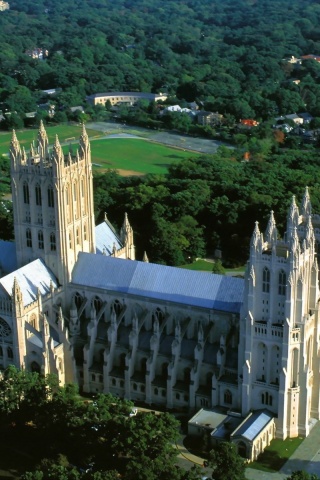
[87,138,199,175]
[1,125,200,176]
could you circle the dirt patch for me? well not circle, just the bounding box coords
[116,169,144,177]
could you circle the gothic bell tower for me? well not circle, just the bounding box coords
[10,122,96,285]
[239,189,320,439]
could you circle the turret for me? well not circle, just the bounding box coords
[301,186,312,217]
[265,211,277,245]
[287,196,299,241]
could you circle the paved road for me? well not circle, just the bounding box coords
[86,121,233,154]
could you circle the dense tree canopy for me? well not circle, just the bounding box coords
[0,366,202,480]
[94,146,320,266]
[1,0,320,122]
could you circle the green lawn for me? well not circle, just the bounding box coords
[87,138,199,175]
[249,436,304,472]
[179,259,214,272]
[1,126,199,176]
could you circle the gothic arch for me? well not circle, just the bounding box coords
[92,295,102,314]
[74,292,83,310]
[256,342,267,381]
[291,347,299,388]
[140,357,147,374]
[31,361,40,373]
[224,389,232,405]
[270,345,280,384]
[237,441,247,459]
[48,184,54,208]
[0,318,12,339]
[35,183,42,206]
[23,181,29,204]
[161,362,168,378]
[38,230,44,249]
[262,267,270,293]
[119,353,126,368]
[278,269,286,296]
[183,367,191,383]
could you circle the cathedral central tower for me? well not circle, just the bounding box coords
[10,123,96,285]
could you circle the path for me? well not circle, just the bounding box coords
[86,121,233,154]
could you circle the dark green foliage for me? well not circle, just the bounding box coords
[1,0,320,125]
[208,442,246,480]
[94,146,320,266]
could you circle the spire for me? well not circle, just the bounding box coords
[290,227,300,255]
[250,221,263,251]
[79,123,90,161]
[301,187,312,217]
[265,211,277,245]
[10,130,22,168]
[52,134,63,165]
[142,251,149,263]
[305,215,315,249]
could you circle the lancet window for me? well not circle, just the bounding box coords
[48,185,54,208]
[38,230,44,249]
[278,270,286,296]
[262,267,270,293]
[35,183,42,206]
[23,182,29,204]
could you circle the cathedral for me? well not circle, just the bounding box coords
[0,123,320,459]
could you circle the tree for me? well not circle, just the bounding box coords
[212,260,225,275]
[207,442,246,480]
[287,472,320,480]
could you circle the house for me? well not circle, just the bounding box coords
[301,54,320,63]
[297,112,314,124]
[197,111,223,126]
[86,92,167,107]
[0,1,9,11]
[274,114,303,126]
[238,119,259,128]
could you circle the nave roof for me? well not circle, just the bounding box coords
[71,253,244,313]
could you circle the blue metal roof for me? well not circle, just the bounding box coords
[0,258,58,307]
[72,253,244,313]
[0,240,17,276]
[95,221,122,255]
[232,410,274,441]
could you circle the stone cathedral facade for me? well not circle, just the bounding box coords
[1,123,320,457]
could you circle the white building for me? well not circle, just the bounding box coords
[0,124,319,459]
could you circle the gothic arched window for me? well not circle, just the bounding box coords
[35,183,42,206]
[48,185,54,208]
[224,389,232,404]
[26,228,32,248]
[38,230,44,249]
[23,182,29,204]
[278,270,286,296]
[83,223,87,241]
[50,233,56,251]
[262,267,270,293]
[0,319,11,337]
[7,347,13,359]
[76,228,80,245]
